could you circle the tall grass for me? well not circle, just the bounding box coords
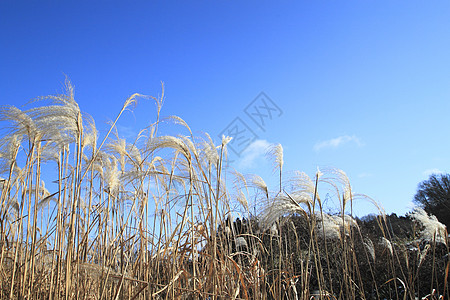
[0,80,448,299]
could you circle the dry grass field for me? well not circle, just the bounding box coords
[0,80,448,299]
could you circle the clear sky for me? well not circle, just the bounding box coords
[1,1,450,217]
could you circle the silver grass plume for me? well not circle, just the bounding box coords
[316,213,358,240]
[249,174,269,200]
[0,134,22,174]
[232,170,249,211]
[380,237,393,256]
[27,78,84,140]
[236,190,249,212]
[266,143,283,173]
[286,171,316,213]
[0,106,40,141]
[48,130,74,151]
[221,135,232,147]
[266,143,283,193]
[232,170,248,191]
[364,238,376,261]
[175,152,197,180]
[146,136,190,160]
[89,150,110,178]
[316,213,341,239]
[149,82,164,116]
[288,171,316,198]
[220,135,232,162]
[103,156,120,194]
[319,168,352,211]
[126,143,143,167]
[82,117,98,152]
[165,115,192,135]
[200,133,220,166]
[259,192,309,231]
[121,93,141,113]
[105,135,127,172]
[40,140,64,163]
[409,207,447,244]
[178,135,198,160]
[235,236,248,248]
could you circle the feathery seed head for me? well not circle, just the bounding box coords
[104,156,120,193]
[364,238,375,261]
[201,140,219,166]
[26,78,86,140]
[231,170,249,211]
[317,214,341,239]
[0,106,40,141]
[222,135,232,146]
[232,170,247,191]
[0,134,22,170]
[316,214,358,240]
[122,93,141,112]
[409,207,447,244]
[250,175,268,199]
[266,143,283,173]
[319,168,353,211]
[236,190,249,211]
[235,237,248,248]
[259,193,308,230]
[289,171,315,195]
[380,237,393,256]
[127,143,143,166]
[148,136,190,160]
[166,115,192,134]
[106,136,127,171]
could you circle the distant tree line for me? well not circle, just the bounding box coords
[414,173,450,229]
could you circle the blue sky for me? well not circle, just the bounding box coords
[2,1,450,216]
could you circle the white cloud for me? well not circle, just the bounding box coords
[313,135,362,151]
[236,139,271,169]
[358,172,372,178]
[423,168,444,177]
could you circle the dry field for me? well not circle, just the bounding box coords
[0,80,448,299]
